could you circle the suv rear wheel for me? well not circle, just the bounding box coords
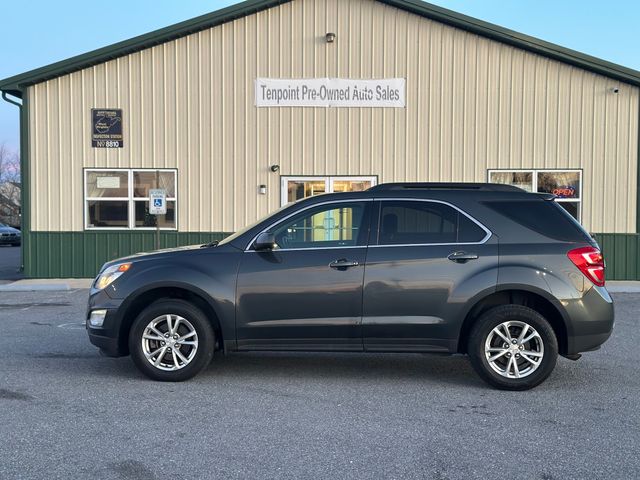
[467,305,558,390]
[129,299,215,381]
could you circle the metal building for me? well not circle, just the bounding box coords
[1,0,639,278]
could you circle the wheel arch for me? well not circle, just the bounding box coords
[457,286,569,355]
[116,283,229,356]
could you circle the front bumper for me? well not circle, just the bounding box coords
[0,235,20,244]
[86,288,127,357]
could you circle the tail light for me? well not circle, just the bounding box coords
[567,246,605,287]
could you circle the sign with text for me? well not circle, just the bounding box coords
[255,78,405,108]
[149,189,167,215]
[96,176,120,189]
[92,109,124,148]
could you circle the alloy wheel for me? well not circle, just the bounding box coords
[141,314,199,371]
[484,320,544,379]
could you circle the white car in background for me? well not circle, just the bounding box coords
[0,222,20,246]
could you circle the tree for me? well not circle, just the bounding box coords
[0,143,21,227]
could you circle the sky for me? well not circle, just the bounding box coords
[0,0,639,151]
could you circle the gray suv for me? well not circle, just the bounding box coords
[86,183,614,390]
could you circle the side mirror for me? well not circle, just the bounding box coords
[253,232,277,251]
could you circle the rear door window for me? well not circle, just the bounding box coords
[458,213,489,243]
[377,201,488,245]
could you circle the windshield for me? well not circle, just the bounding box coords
[217,203,294,246]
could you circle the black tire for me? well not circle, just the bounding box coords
[129,299,215,381]
[467,305,558,390]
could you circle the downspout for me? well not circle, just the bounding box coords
[2,91,21,107]
[2,90,27,274]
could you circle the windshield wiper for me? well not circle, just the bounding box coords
[201,240,219,248]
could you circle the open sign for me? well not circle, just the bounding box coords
[552,186,576,198]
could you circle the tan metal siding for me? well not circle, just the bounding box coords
[28,0,639,234]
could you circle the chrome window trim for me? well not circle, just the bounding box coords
[244,197,492,252]
[253,245,368,253]
[373,198,492,247]
[368,241,487,248]
[244,199,374,252]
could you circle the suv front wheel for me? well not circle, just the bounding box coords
[129,299,215,381]
[467,305,558,390]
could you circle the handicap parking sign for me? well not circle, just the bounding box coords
[149,189,167,215]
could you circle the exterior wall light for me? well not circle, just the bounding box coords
[270,164,280,172]
[325,32,336,43]
[259,185,267,195]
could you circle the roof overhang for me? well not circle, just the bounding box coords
[2,0,640,98]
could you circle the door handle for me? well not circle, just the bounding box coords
[447,251,479,263]
[329,259,360,269]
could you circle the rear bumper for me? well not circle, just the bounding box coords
[568,330,612,353]
[565,285,614,355]
[86,288,127,357]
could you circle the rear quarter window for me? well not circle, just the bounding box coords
[484,199,592,243]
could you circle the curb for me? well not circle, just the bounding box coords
[606,285,640,293]
[0,279,93,292]
[0,284,73,292]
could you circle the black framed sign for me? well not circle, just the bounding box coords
[91,109,124,148]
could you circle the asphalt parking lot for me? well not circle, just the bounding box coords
[0,245,21,281]
[0,289,638,480]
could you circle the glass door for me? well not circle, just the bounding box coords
[281,176,377,205]
[283,177,329,204]
[329,178,375,194]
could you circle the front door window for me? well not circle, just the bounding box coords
[282,176,377,205]
[271,202,368,249]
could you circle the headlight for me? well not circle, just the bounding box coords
[94,262,131,290]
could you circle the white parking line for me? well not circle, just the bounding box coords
[57,322,85,330]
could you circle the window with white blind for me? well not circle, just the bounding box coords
[84,169,177,230]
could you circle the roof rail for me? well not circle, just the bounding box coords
[368,182,524,192]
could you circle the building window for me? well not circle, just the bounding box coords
[281,176,377,205]
[84,169,177,230]
[488,169,582,221]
